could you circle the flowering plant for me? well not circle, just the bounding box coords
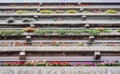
[48,61,69,66]
[24,60,47,66]
[24,61,35,66]
[35,60,47,66]
[2,62,24,66]
[79,4,89,6]
[97,62,120,66]
[73,62,94,66]
[51,41,59,46]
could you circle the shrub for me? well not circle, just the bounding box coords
[83,29,101,35]
[97,62,120,66]
[118,30,120,32]
[35,30,53,35]
[7,18,15,23]
[105,9,118,14]
[22,18,34,22]
[66,10,78,13]
[24,61,35,66]
[57,30,67,36]
[0,30,23,36]
[35,30,46,35]
[69,30,82,34]
[55,10,64,13]
[16,10,27,14]
[96,28,104,32]
[40,10,52,14]
[34,29,111,36]
[23,27,35,32]
[35,61,47,66]
[51,41,59,46]
[102,29,111,33]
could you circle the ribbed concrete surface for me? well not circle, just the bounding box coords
[0,0,120,3]
[0,46,119,51]
[0,56,120,61]
[0,67,120,74]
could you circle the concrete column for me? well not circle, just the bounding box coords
[34,15,38,21]
[89,36,94,42]
[85,23,90,29]
[88,36,94,46]
[82,15,86,21]
[37,8,40,12]
[19,52,26,60]
[80,8,84,13]
[30,24,35,28]
[94,52,101,60]
[26,36,32,45]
